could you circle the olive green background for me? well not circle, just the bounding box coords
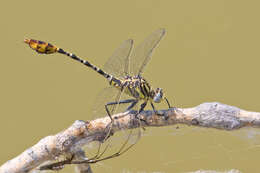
[1,0,260,172]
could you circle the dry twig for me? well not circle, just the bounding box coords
[1,102,260,173]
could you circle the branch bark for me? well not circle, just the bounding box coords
[1,102,260,173]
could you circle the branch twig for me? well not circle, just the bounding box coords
[1,102,260,173]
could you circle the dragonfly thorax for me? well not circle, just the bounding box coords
[122,75,147,87]
[112,75,164,104]
[108,75,153,100]
[123,76,164,103]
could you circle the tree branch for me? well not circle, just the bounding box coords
[1,102,260,173]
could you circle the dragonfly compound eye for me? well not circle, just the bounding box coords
[153,88,163,103]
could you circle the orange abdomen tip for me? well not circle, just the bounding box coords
[24,38,30,44]
[24,38,58,54]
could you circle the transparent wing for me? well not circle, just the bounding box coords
[90,87,141,160]
[92,87,132,120]
[92,87,120,120]
[103,39,133,78]
[129,28,166,76]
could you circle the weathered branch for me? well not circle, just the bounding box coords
[1,102,260,173]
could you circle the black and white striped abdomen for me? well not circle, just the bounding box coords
[57,48,112,79]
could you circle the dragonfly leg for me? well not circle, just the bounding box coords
[126,99,138,111]
[165,97,171,108]
[86,101,142,164]
[135,102,149,127]
[40,101,146,170]
[139,102,147,113]
[66,100,142,165]
[150,102,165,116]
[164,97,177,113]
[105,99,137,120]
[150,102,157,113]
[104,99,137,142]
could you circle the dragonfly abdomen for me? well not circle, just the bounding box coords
[57,48,111,79]
[24,39,58,54]
[24,39,113,80]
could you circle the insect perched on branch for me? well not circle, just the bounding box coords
[25,28,172,169]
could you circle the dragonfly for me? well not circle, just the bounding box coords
[24,28,171,168]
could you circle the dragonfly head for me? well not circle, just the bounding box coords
[152,88,163,103]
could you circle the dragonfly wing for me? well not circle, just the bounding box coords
[92,87,122,120]
[129,28,166,76]
[103,39,133,78]
[90,87,141,159]
[92,86,139,120]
